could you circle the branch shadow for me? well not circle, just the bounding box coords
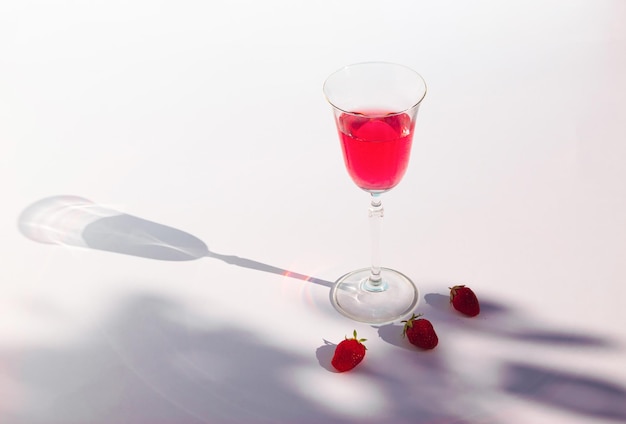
[418,292,626,422]
[0,292,491,424]
[423,292,611,348]
[0,294,353,424]
[17,195,332,288]
[501,362,626,421]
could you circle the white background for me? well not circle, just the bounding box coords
[1,0,626,423]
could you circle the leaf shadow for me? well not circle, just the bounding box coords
[0,294,354,424]
[423,292,611,348]
[502,362,626,421]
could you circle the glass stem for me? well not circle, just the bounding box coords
[364,194,387,292]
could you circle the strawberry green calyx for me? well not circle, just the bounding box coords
[449,285,465,302]
[347,330,367,348]
[401,313,422,338]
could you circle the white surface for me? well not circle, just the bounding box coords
[2,0,626,423]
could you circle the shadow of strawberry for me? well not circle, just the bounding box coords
[315,340,338,373]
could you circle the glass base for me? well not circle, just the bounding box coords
[330,267,419,325]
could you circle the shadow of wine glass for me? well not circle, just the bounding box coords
[18,195,332,288]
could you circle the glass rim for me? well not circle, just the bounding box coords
[322,61,427,117]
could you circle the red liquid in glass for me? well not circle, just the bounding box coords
[337,112,414,192]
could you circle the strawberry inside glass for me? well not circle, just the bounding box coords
[337,112,414,192]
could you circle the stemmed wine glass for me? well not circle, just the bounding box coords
[323,62,427,324]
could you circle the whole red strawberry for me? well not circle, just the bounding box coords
[450,285,480,317]
[331,330,367,372]
[402,314,438,350]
